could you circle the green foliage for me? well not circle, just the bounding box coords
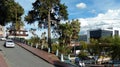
[25,0,68,49]
[28,36,40,46]
[71,19,80,40]
[15,21,24,30]
[110,36,120,60]
[78,50,88,59]
[99,36,113,43]
[88,39,101,56]
[52,43,59,53]
[58,45,71,54]
[80,41,87,50]
[58,22,73,45]
[58,19,80,46]
[0,0,24,26]
[88,36,120,60]
[25,0,68,25]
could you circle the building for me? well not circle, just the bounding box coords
[79,35,87,42]
[6,24,28,39]
[0,25,5,37]
[7,30,28,39]
[87,27,120,43]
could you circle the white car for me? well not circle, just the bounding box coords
[0,37,6,41]
[5,39,15,47]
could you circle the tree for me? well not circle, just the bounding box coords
[0,0,24,26]
[110,36,120,60]
[15,21,24,31]
[25,0,68,50]
[80,41,87,50]
[88,39,101,56]
[58,19,80,46]
[99,36,120,60]
[28,36,40,47]
[71,19,80,41]
[58,22,73,46]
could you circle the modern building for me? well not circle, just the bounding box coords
[87,27,120,43]
[79,35,87,42]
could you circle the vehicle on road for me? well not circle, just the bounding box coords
[0,37,6,41]
[5,39,15,47]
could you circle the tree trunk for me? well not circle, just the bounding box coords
[41,45,43,49]
[48,10,51,51]
[68,54,70,60]
[36,44,38,48]
[56,49,59,56]
[48,48,51,53]
[61,54,64,62]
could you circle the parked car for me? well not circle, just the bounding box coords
[0,37,6,41]
[5,39,15,47]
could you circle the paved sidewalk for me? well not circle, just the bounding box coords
[16,42,76,67]
[16,42,60,64]
[0,52,8,67]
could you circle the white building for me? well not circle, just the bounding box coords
[87,27,120,43]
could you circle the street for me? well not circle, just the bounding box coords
[0,41,55,67]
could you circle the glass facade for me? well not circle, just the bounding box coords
[114,30,119,36]
[90,29,113,39]
[90,29,102,39]
[101,30,113,37]
[79,35,87,41]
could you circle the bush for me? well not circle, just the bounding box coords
[52,43,59,53]
[78,50,88,60]
[59,45,71,55]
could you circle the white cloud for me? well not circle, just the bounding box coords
[92,0,120,11]
[79,9,120,34]
[89,9,97,14]
[76,3,87,9]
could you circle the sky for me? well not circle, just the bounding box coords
[15,0,120,38]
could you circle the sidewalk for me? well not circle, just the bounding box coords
[16,42,76,67]
[0,52,8,67]
[16,42,60,64]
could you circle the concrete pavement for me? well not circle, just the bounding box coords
[16,42,77,67]
[16,42,59,64]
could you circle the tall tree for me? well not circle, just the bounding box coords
[71,19,80,41]
[58,22,73,46]
[25,0,68,49]
[58,19,80,46]
[0,0,24,26]
[15,21,24,30]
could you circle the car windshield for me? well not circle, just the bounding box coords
[7,41,13,42]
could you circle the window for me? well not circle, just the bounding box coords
[114,30,119,36]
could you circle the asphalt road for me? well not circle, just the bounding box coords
[0,41,55,67]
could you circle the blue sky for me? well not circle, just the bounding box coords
[15,0,120,19]
[15,0,120,38]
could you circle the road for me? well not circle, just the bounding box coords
[0,41,55,67]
